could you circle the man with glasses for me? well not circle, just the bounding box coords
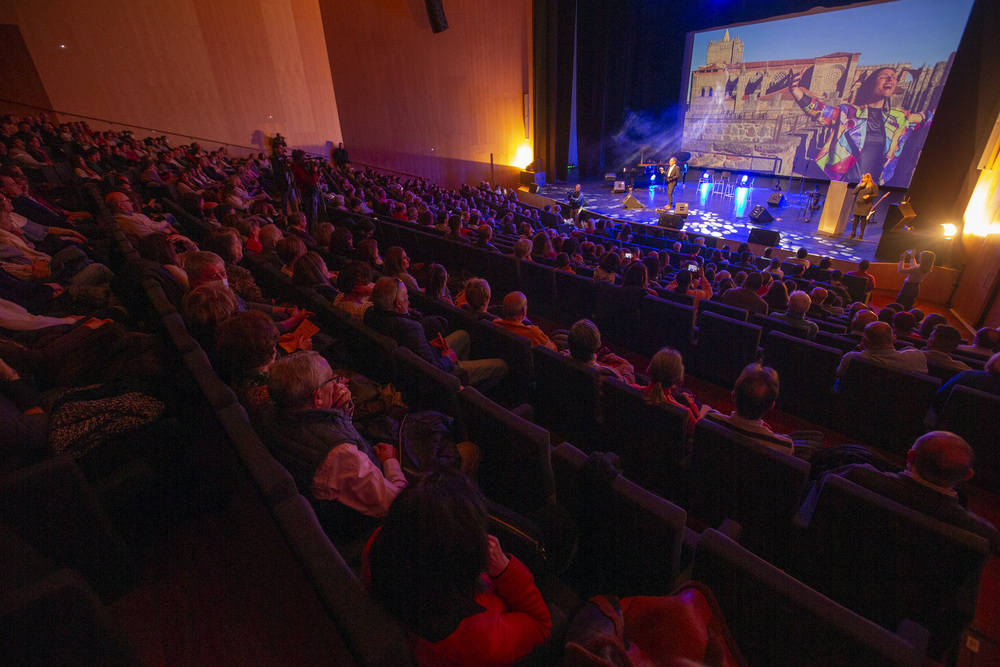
[365,277,507,391]
[264,351,406,532]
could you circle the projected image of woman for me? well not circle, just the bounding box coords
[789,66,928,185]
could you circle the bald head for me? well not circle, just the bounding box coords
[502,291,528,321]
[787,290,810,315]
[862,321,895,350]
[908,431,974,488]
[850,309,878,334]
[810,287,828,304]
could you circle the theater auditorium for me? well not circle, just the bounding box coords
[1,0,999,664]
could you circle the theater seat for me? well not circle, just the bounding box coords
[762,331,842,424]
[935,386,1000,492]
[691,528,927,667]
[532,345,602,450]
[694,311,762,388]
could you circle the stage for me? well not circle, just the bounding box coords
[536,176,906,263]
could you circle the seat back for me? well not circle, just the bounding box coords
[750,312,809,341]
[691,529,926,667]
[699,298,749,322]
[390,346,462,417]
[935,386,1000,492]
[551,443,686,598]
[458,387,555,514]
[762,331,842,424]
[469,318,535,407]
[554,270,599,324]
[518,261,556,320]
[695,311,762,388]
[841,273,871,303]
[482,251,520,297]
[342,317,398,383]
[801,474,990,661]
[814,330,859,354]
[532,345,601,450]
[599,378,689,501]
[690,419,810,558]
[835,358,940,456]
[637,296,694,356]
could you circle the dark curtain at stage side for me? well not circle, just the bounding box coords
[570,0,864,179]
[533,0,577,185]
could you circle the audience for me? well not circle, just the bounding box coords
[770,290,818,340]
[494,292,557,351]
[643,347,711,435]
[836,321,928,377]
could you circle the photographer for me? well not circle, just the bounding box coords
[289,150,321,232]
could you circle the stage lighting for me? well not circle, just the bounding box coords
[650,174,656,184]
[702,172,710,181]
[942,223,958,238]
[741,175,748,185]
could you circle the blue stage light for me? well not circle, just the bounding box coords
[741,175,748,184]
[650,174,656,183]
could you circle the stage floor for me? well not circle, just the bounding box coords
[538,177,905,263]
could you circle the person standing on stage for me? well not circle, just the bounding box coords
[567,184,586,224]
[663,157,681,210]
[849,173,879,240]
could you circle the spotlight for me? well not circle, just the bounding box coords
[702,172,710,181]
[942,223,958,238]
[741,175,748,185]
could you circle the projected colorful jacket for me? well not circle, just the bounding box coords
[799,96,929,185]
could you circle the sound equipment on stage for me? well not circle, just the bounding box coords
[528,183,539,194]
[748,205,774,224]
[613,181,626,193]
[658,212,685,229]
[767,192,785,207]
[883,202,916,232]
[674,202,689,216]
[623,194,644,210]
[425,0,449,32]
[748,228,781,247]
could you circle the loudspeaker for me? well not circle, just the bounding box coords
[767,192,785,207]
[674,202,689,216]
[613,181,626,193]
[528,183,539,194]
[884,202,916,232]
[658,213,685,229]
[748,205,774,224]
[622,195,643,210]
[425,0,449,32]
[748,228,781,247]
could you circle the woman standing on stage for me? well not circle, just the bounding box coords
[849,173,878,240]
[896,250,935,310]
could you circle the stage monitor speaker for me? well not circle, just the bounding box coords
[519,170,535,187]
[767,192,785,207]
[622,194,643,210]
[613,181,626,193]
[674,202,689,216]
[748,228,781,247]
[748,205,774,224]
[658,213,685,229]
[884,202,916,232]
[425,0,448,32]
[528,183,539,194]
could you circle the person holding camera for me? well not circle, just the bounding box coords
[567,184,586,224]
[896,249,935,310]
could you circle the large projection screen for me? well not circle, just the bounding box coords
[680,0,974,188]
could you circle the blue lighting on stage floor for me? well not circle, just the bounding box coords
[734,187,749,217]
[699,182,712,204]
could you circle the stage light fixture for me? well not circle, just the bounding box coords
[513,140,533,169]
[942,223,958,238]
[741,175,748,184]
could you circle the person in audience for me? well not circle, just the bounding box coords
[333,260,374,320]
[933,351,1000,414]
[314,222,335,250]
[766,258,783,279]
[770,290,819,340]
[383,246,420,294]
[459,278,497,321]
[799,431,997,551]
[363,469,551,667]
[762,279,788,314]
[512,238,532,261]
[923,325,971,373]
[916,313,948,340]
[848,308,878,338]
[275,236,307,274]
[72,154,102,181]
[707,363,823,458]
[719,271,768,316]
[554,252,574,274]
[135,232,195,295]
[836,321,928,377]
[956,327,1000,360]
[592,251,620,284]
[284,211,316,246]
[621,262,657,297]
[329,226,355,259]
[424,264,453,304]
[785,247,810,268]
[106,190,180,243]
[355,238,382,270]
[474,224,500,252]
[806,287,832,320]
[565,318,635,383]
[214,310,280,418]
[530,231,555,260]
[182,282,239,351]
[892,311,924,346]
[202,227,265,303]
[364,277,507,391]
[292,251,338,300]
[443,215,470,244]
[494,292,557,351]
[846,258,876,296]
[264,350,406,531]
[643,347,711,435]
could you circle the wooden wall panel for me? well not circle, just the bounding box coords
[0,0,340,155]
[318,0,532,188]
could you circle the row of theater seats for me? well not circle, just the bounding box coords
[145,196,991,664]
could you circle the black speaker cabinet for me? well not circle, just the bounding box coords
[749,205,774,224]
[528,183,539,194]
[425,0,449,32]
[622,194,643,210]
[674,202,689,216]
[767,192,785,207]
[884,202,916,232]
[658,213,685,229]
[748,228,781,247]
